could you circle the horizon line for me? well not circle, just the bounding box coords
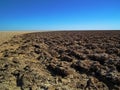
[0,30,120,32]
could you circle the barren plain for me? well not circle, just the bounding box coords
[0,31,120,90]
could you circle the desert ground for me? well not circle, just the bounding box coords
[0,31,31,44]
[0,31,120,90]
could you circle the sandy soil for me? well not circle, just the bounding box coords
[0,31,30,44]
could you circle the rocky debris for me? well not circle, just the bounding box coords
[0,31,120,90]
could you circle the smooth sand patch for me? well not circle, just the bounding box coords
[0,31,30,44]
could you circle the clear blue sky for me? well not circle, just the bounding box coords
[0,0,120,31]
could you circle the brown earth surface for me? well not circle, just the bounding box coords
[0,32,30,44]
[0,31,120,90]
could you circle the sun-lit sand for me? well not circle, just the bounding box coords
[0,31,30,44]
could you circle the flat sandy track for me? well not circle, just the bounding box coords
[0,31,31,44]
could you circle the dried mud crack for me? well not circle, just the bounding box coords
[0,31,120,90]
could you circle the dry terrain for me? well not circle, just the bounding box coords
[0,31,120,90]
[0,32,30,44]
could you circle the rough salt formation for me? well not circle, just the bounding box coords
[0,31,120,90]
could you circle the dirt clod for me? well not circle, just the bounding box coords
[0,31,120,90]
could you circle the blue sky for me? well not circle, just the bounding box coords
[0,0,120,30]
